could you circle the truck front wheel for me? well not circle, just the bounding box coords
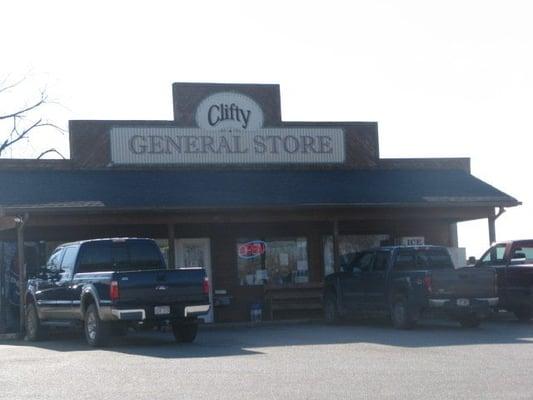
[172,321,198,343]
[25,302,46,341]
[391,296,416,330]
[84,304,110,347]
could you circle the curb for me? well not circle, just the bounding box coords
[198,318,322,330]
[0,333,19,341]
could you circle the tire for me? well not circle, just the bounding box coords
[84,304,110,347]
[458,314,481,328]
[391,296,416,330]
[25,302,46,341]
[324,294,340,324]
[514,307,533,322]
[172,321,198,343]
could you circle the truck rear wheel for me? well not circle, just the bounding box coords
[84,304,110,347]
[25,302,46,341]
[172,321,198,343]
[324,294,340,324]
[458,314,481,328]
[514,307,533,322]
[391,296,416,330]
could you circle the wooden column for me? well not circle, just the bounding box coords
[333,219,340,273]
[448,222,459,247]
[167,223,176,269]
[16,216,26,338]
[488,210,496,245]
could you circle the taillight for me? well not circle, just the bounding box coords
[110,280,120,301]
[423,275,432,293]
[202,276,210,296]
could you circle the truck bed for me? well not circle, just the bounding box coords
[430,267,497,299]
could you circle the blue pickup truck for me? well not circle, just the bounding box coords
[324,246,498,329]
[25,238,210,346]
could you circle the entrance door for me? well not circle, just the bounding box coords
[175,238,213,323]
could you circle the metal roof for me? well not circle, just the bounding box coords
[0,169,520,213]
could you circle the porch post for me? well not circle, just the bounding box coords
[167,223,176,269]
[488,211,496,245]
[16,215,27,338]
[448,222,459,247]
[333,219,340,273]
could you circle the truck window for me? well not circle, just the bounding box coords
[77,242,113,273]
[350,252,374,273]
[373,251,389,272]
[415,248,454,270]
[510,243,533,263]
[127,240,165,270]
[46,248,65,273]
[394,250,415,271]
[479,244,506,266]
[59,246,79,280]
[77,240,165,273]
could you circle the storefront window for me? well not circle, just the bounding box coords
[237,237,308,286]
[323,234,390,276]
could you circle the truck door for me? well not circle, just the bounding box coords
[362,250,389,310]
[340,251,374,311]
[56,246,79,319]
[477,243,508,304]
[506,242,533,309]
[35,247,65,319]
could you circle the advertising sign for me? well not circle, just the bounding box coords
[110,91,345,165]
[238,241,266,259]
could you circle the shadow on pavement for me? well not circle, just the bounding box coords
[2,317,532,359]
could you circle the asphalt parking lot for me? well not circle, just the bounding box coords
[1,318,533,400]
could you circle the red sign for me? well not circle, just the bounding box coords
[238,241,266,259]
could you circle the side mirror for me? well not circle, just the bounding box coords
[467,256,477,266]
[511,253,527,265]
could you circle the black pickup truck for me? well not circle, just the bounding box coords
[324,246,498,329]
[474,240,533,321]
[25,238,210,346]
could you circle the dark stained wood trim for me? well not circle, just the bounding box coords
[21,206,493,228]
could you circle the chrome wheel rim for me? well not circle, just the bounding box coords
[394,303,405,325]
[86,312,97,340]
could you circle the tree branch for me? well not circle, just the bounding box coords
[0,94,47,121]
[0,77,25,95]
[36,148,66,159]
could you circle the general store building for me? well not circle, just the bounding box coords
[0,83,519,326]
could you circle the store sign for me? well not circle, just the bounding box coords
[110,127,345,164]
[401,237,425,246]
[195,92,264,131]
[238,241,266,259]
[110,91,345,165]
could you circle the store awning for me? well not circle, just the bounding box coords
[0,169,520,213]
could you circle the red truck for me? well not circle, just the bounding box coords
[474,240,533,321]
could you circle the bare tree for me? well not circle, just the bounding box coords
[0,77,65,158]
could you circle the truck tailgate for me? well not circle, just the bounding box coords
[431,267,497,298]
[113,268,207,306]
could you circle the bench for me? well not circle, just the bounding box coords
[264,283,324,320]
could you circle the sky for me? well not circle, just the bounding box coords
[1,0,532,259]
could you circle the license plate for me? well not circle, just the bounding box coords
[154,305,170,315]
[457,298,470,307]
